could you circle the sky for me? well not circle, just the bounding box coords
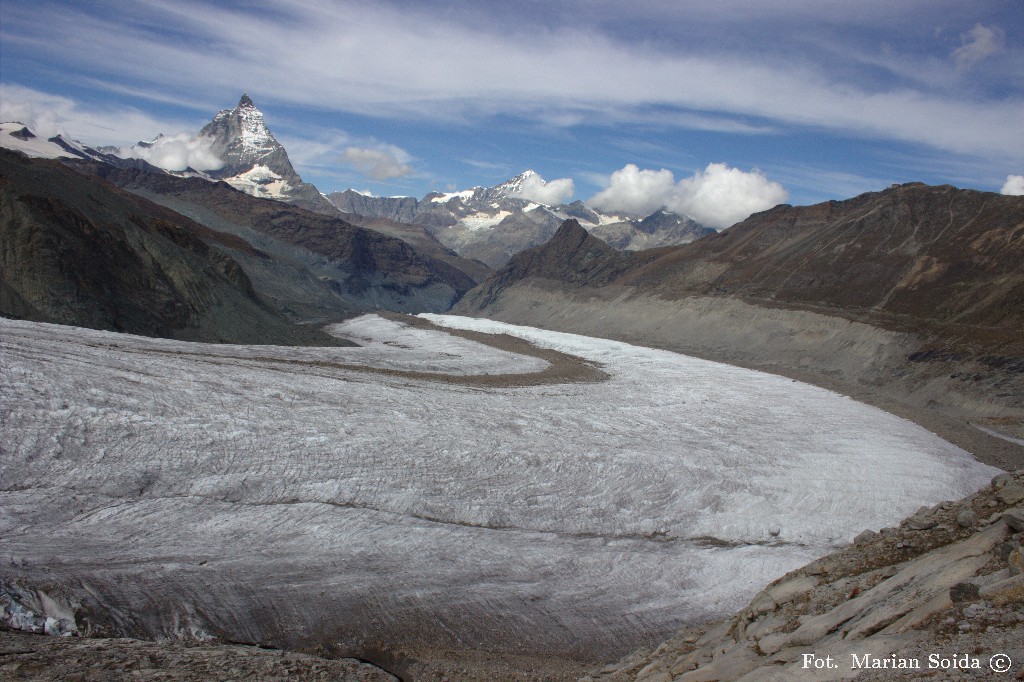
[1,0,1022,215]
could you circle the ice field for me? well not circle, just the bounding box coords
[0,314,999,661]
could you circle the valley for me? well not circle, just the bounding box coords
[0,313,999,679]
[2,76,1022,682]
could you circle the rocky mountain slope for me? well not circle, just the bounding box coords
[70,160,482,317]
[455,185,1024,470]
[587,470,1024,681]
[335,211,493,284]
[0,148,339,345]
[329,171,713,268]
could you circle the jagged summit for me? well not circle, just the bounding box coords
[201,94,282,176]
[492,170,539,197]
[551,217,588,241]
[198,94,338,215]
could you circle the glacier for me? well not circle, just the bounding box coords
[0,314,998,664]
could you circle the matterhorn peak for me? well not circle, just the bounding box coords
[193,94,339,215]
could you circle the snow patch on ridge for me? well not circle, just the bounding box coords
[430,189,476,203]
[224,164,291,198]
[458,210,512,231]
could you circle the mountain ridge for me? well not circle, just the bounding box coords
[0,148,344,345]
[329,173,714,268]
[462,183,1024,349]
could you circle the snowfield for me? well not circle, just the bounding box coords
[0,314,999,663]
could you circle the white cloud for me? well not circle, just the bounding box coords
[952,24,1005,70]
[5,3,1023,162]
[589,163,788,228]
[588,166,677,216]
[0,82,204,147]
[341,145,413,180]
[510,173,575,204]
[116,133,224,171]
[0,86,67,139]
[1001,175,1024,196]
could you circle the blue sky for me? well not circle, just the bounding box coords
[1,0,1022,211]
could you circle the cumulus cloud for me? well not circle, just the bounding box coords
[588,166,677,216]
[510,172,575,204]
[341,145,413,180]
[589,163,788,228]
[1001,175,1024,196]
[116,133,224,172]
[952,24,1005,70]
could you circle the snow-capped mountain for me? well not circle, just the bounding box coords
[4,102,709,269]
[329,171,713,268]
[196,94,339,215]
[0,121,125,165]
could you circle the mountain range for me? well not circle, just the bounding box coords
[3,94,714,271]
[0,144,482,342]
[329,171,713,268]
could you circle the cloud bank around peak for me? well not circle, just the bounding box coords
[588,163,788,228]
[510,173,575,205]
[117,133,224,172]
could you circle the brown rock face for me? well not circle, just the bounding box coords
[466,184,1024,352]
[0,149,336,345]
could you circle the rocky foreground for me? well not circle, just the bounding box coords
[585,470,1024,681]
[0,628,397,681]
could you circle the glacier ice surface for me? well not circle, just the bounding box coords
[0,314,998,659]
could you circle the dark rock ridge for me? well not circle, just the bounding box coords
[472,219,638,307]
[0,148,339,345]
[71,159,481,318]
[339,211,493,284]
[455,183,1024,469]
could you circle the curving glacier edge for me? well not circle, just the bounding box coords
[0,314,999,672]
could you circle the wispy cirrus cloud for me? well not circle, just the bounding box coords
[3,0,1022,162]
